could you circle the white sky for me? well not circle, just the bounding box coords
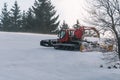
[0,0,87,26]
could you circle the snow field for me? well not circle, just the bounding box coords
[0,32,120,80]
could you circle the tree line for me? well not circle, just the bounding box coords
[0,0,60,34]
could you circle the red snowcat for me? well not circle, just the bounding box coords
[40,26,103,51]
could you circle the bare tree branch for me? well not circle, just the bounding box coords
[84,0,120,59]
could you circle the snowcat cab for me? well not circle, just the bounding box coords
[57,26,100,42]
[57,27,84,43]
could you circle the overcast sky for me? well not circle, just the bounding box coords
[0,0,87,26]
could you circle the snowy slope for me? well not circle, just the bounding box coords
[0,32,120,80]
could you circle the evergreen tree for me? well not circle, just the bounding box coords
[60,20,69,30]
[0,3,11,31]
[32,0,59,33]
[0,23,1,30]
[10,1,21,31]
[25,8,35,32]
[21,10,27,31]
[73,20,81,29]
[0,22,1,27]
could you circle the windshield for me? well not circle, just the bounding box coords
[58,31,66,39]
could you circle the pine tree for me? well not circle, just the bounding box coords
[73,20,81,29]
[21,10,27,31]
[10,1,21,31]
[60,20,69,30]
[32,0,59,33]
[0,3,11,31]
[25,8,35,32]
[0,23,1,30]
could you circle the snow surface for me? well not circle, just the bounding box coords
[0,31,120,80]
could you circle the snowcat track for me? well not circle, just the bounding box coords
[53,43,80,51]
[40,39,57,47]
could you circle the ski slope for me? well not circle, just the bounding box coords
[0,31,120,80]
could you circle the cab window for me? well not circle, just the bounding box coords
[58,31,66,38]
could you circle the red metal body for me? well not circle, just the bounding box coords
[58,26,99,43]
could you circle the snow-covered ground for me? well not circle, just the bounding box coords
[0,31,120,80]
